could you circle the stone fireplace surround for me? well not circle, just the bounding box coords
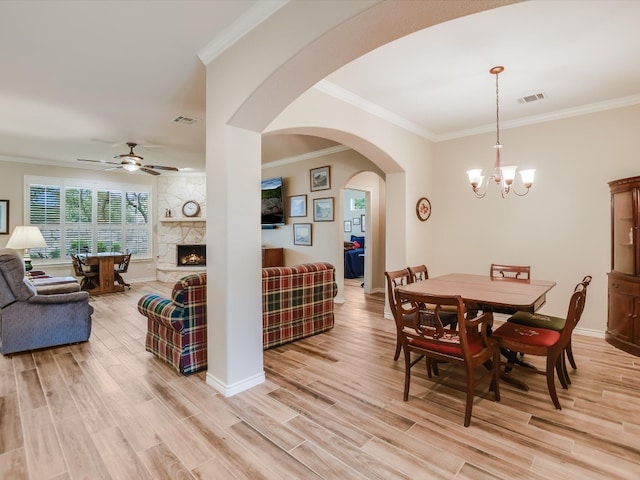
[156,176,206,283]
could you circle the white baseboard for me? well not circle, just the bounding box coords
[205,370,265,396]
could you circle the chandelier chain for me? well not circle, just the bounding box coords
[495,70,500,146]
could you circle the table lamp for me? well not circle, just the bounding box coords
[6,225,48,274]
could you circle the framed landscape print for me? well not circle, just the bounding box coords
[313,197,334,222]
[310,165,331,191]
[289,194,307,217]
[0,200,8,234]
[293,223,312,246]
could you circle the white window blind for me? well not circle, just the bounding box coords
[24,176,152,264]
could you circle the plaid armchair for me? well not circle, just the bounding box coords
[138,273,207,374]
[262,262,337,349]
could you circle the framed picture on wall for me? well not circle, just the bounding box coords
[344,220,352,232]
[293,223,312,246]
[0,200,8,234]
[289,194,307,217]
[313,197,334,221]
[310,165,331,191]
[352,217,360,225]
[361,214,366,232]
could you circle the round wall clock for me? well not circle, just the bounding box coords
[182,200,201,217]
[416,197,431,222]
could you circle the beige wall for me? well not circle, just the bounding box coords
[261,148,385,301]
[0,159,157,280]
[431,104,640,334]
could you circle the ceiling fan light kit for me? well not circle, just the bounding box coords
[77,142,179,175]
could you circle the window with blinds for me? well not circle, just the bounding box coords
[25,176,151,264]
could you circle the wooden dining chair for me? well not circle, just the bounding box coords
[385,268,412,361]
[490,264,531,280]
[407,264,459,331]
[71,254,98,290]
[407,265,429,283]
[507,275,592,384]
[395,289,501,427]
[492,281,588,409]
[114,252,132,289]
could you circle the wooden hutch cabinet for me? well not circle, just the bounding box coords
[607,176,640,356]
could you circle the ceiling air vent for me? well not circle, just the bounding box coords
[518,93,545,104]
[173,115,197,125]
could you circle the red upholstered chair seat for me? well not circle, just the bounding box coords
[492,322,561,348]
[408,329,486,356]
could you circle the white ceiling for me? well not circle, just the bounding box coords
[1,1,639,174]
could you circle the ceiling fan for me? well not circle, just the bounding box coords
[78,142,179,176]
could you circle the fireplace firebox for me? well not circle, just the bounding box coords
[177,244,206,266]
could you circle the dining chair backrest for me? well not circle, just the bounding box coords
[560,282,588,342]
[385,268,412,361]
[116,252,132,273]
[385,268,411,316]
[71,254,84,276]
[490,264,531,280]
[407,265,428,283]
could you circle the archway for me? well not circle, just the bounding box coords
[202,1,514,395]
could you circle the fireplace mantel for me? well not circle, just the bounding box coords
[160,218,206,223]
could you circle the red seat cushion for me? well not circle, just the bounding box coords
[492,321,561,347]
[409,330,486,356]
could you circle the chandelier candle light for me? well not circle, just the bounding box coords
[467,66,535,198]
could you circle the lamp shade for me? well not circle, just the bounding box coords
[6,226,48,249]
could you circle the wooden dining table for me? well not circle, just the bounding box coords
[396,272,557,390]
[396,272,556,315]
[82,252,127,295]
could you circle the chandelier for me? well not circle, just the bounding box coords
[466,66,535,198]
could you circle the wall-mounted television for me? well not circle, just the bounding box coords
[261,176,285,227]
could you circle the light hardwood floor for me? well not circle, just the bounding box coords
[1,279,639,479]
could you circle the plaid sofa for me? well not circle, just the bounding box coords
[138,273,207,374]
[262,262,337,349]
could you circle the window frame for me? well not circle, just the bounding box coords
[24,176,152,266]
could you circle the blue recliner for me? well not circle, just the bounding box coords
[0,248,93,355]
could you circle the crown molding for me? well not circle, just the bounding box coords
[262,145,349,168]
[198,1,289,65]
[435,93,640,142]
[316,81,640,144]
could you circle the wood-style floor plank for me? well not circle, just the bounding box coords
[0,278,639,479]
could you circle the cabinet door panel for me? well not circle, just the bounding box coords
[608,291,634,342]
[612,190,635,275]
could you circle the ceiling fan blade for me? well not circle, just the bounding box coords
[143,164,180,171]
[105,166,123,171]
[141,167,161,176]
[78,158,120,165]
